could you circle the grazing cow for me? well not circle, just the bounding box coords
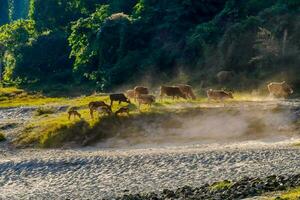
[267,81,293,98]
[177,84,196,100]
[68,106,80,112]
[89,101,111,119]
[160,86,187,100]
[97,106,112,116]
[134,86,149,100]
[207,89,233,102]
[110,93,131,107]
[137,94,156,108]
[216,71,234,83]
[125,89,135,100]
[68,110,81,120]
[115,106,130,116]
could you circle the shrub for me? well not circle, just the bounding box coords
[0,132,6,142]
[34,107,55,116]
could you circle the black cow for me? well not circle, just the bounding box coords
[110,93,131,106]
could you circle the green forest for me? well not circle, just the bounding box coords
[0,0,299,94]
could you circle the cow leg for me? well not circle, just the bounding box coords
[90,109,94,119]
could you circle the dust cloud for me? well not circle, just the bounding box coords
[96,101,299,148]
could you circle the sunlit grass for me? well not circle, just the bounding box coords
[210,180,233,191]
[233,92,269,101]
[5,86,279,148]
[272,186,300,200]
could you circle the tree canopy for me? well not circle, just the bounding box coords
[0,0,299,93]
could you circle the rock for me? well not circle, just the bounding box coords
[162,189,175,198]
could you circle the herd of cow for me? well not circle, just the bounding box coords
[67,81,294,120]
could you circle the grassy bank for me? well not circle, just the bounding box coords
[3,86,298,148]
[273,187,300,200]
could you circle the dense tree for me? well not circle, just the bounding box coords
[9,0,30,20]
[0,0,300,92]
[0,0,10,25]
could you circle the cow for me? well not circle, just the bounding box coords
[216,71,234,83]
[89,101,111,119]
[177,84,196,100]
[110,93,131,107]
[267,81,293,98]
[97,106,113,116]
[137,94,156,108]
[160,86,187,100]
[125,89,135,100]
[68,110,81,120]
[134,86,149,101]
[115,106,130,116]
[207,89,233,102]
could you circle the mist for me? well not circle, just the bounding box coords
[95,101,299,148]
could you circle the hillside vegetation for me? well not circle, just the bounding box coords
[0,0,300,94]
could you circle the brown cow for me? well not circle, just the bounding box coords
[89,101,111,119]
[207,89,233,102]
[68,110,81,120]
[134,86,149,100]
[97,106,113,116]
[137,94,156,108]
[160,86,187,100]
[125,89,135,100]
[115,106,130,116]
[177,84,196,100]
[267,81,293,98]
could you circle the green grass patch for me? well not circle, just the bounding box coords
[10,89,272,148]
[274,186,300,200]
[210,180,233,191]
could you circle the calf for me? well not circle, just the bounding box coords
[177,84,196,100]
[207,89,233,102]
[68,110,81,120]
[137,94,156,108]
[160,86,187,100]
[267,81,293,98]
[89,101,111,119]
[115,106,130,116]
[110,93,131,107]
[97,106,112,116]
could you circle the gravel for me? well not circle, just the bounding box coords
[1,142,300,199]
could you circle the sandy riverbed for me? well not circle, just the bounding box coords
[0,99,300,199]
